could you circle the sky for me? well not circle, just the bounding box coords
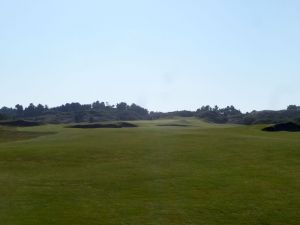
[0,0,300,112]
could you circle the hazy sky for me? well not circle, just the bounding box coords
[1,0,299,112]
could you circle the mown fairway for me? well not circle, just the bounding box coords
[0,118,299,225]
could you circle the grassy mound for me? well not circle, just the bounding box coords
[0,129,53,143]
[0,120,42,127]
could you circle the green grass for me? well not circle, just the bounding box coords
[0,127,53,143]
[0,118,299,225]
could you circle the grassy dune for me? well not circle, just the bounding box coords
[0,118,299,225]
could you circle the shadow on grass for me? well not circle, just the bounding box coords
[66,122,137,129]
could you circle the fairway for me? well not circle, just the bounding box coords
[0,118,299,225]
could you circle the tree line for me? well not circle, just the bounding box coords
[0,101,149,123]
[0,101,300,124]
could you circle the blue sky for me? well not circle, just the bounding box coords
[1,0,299,112]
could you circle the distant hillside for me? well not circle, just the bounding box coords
[1,101,300,125]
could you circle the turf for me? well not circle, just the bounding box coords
[0,118,299,225]
[0,128,52,143]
